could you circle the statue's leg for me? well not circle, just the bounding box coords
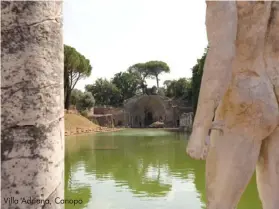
[258,1,279,207]
[205,78,278,209]
[206,131,262,209]
[186,1,237,160]
[256,127,279,209]
[203,2,279,208]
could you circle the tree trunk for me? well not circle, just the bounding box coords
[141,82,146,94]
[64,68,69,101]
[65,88,71,110]
[64,68,71,110]
[156,76,159,89]
[1,2,64,209]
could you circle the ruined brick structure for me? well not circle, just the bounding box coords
[123,95,192,128]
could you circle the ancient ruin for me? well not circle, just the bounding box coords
[123,94,192,128]
[88,94,193,129]
[1,2,64,208]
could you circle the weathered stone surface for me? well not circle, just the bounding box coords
[187,1,237,160]
[90,114,114,128]
[124,95,192,128]
[256,2,279,209]
[1,2,64,209]
[187,1,279,209]
[179,112,193,132]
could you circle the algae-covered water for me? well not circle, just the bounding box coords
[65,129,261,209]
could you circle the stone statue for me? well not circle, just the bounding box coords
[187,1,279,209]
[1,2,64,209]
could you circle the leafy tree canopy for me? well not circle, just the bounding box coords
[191,47,208,116]
[85,78,122,107]
[70,89,95,111]
[128,60,170,90]
[64,45,92,109]
[145,61,170,76]
[77,92,95,111]
[112,71,141,101]
[70,89,83,106]
[127,63,150,94]
[165,78,192,100]
[145,61,170,88]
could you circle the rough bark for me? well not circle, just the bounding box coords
[1,2,64,209]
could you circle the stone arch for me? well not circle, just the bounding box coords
[130,95,167,127]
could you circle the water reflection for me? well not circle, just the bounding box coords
[65,129,261,209]
[65,144,92,209]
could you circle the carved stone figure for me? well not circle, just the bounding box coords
[1,2,64,209]
[187,1,279,209]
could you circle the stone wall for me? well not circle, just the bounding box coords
[91,107,126,127]
[164,103,175,127]
[123,95,193,128]
[179,112,193,132]
[113,111,125,127]
[94,107,123,115]
[124,95,167,127]
[90,114,114,128]
[94,107,111,115]
[89,96,193,128]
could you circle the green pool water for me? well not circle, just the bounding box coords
[65,129,262,209]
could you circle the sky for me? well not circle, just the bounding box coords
[63,0,208,91]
